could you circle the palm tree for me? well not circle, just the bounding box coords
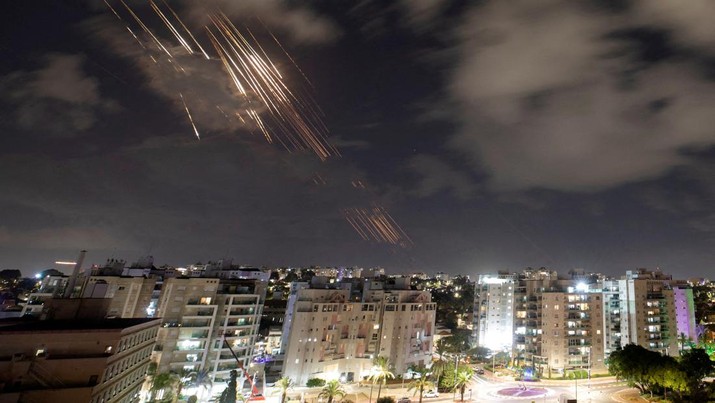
[452,367,474,402]
[434,339,451,361]
[369,356,395,401]
[274,377,294,403]
[149,371,181,402]
[430,359,448,391]
[187,369,213,400]
[319,380,346,403]
[407,374,435,403]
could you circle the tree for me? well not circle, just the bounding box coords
[678,348,715,400]
[0,269,21,286]
[430,359,448,391]
[307,378,326,387]
[369,356,395,401]
[219,370,238,403]
[408,373,435,403]
[467,347,491,363]
[275,377,294,403]
[608,344,661,395]
[187,369,213,401]
[318,380,346,403]
[434,339,451,361]
[149,372,181,402]
[452,367,474,402]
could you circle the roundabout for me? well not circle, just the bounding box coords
[495,386,548,398]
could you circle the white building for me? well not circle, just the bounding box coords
[473,273,515,351]
[153,275,266,385]
[281,277,436,386]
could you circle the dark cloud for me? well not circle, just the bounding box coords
[408,154,478,200]
[441,0,715,192]
[0,53,117,137]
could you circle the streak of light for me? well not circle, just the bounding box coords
[343,206,413,247]
[179,93,201,140]
[312,173,327,185]
[160,0,210,59]
[149,0,194,54]
[260,18,314,88]
[55,261,77,265]
[126,26,147,49]
[119,0,173,58]
[103,0,123,21]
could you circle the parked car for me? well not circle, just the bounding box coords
[398,397,411,403]
[476,369,485,375]
[423,390,439,398]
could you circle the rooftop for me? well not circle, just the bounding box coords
[0,317,160,333]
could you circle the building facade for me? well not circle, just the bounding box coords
[473,273,515,352]
[0,318,159,403]
[281,277,436,386]
[153,275,266,384]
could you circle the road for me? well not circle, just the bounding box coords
[270,373,642,403]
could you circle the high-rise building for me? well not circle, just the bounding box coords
[618,269,680,355]
[153,274,266,385]
[473,273,515,351]
[473,267,698,377]
[281,277,436,386]
[539,285,606,375]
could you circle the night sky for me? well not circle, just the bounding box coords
[1,1,713,278]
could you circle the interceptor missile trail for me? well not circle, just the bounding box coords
[101,1,412,247]
[179,93,200,140]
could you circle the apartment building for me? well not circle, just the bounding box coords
[619,269,680,356]
[601,279,622,355]
[0,317,160,403]
[512,268,559,367]
[473,273,515,351]
[281,277,436,386]
[83,276,157,319]
[153,275,266,384]
[540,286,606,375]
[474,267,698,377]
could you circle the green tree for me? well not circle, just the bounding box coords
[608,344,661,395]
[408,373,435,403]
[187,369,213,400]
[430,359,448,392]
[219,369,238,403]
[318,380,346,403]
[679,348,715,400]
[274,377,294,403]
[452,367,474,402]
[307,378,326,387]
[434,339,451,360]
[149,372,181,402]
[369,356,395,401]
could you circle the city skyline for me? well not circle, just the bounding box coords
[1,1,714,277]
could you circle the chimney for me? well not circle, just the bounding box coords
[63,250,86,298]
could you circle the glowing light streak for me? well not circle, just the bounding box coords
[179,93,201,140]
[119,0,173,58]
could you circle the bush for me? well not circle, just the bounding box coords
[306,378,326,387]
[187,396,198,403]
[376,397,395,403]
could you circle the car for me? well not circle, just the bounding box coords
[423,390,439,398]
[476,369,485,375]
[397,397,411,403]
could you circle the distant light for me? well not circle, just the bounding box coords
[34,274,41,279]
[55,261,76,265]
[576,283,589,292]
